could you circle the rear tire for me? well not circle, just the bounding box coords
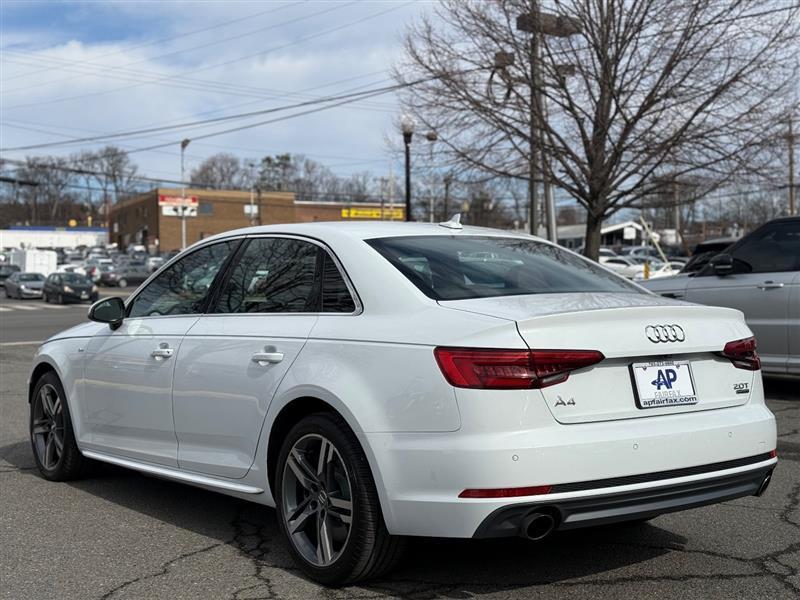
[30,372,86,481]
[118,278,128,288]
[275,412,405,586]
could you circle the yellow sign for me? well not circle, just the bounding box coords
[341,207,404,219]
[68,219,77,227]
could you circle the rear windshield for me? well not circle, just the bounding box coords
[367,236,641,301]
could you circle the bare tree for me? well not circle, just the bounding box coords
[16,156,75,224]
[396,0,800,258]
[190,152,244,189]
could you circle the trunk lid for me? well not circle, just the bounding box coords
[440,293,756,423]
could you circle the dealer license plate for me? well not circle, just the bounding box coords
[631,361,698,409]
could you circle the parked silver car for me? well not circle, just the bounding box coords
[643,217,800,375]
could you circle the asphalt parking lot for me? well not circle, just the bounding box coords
[0,342,798,599]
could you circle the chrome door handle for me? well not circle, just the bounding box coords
[251,349,284,365]
[151,345,174,360]
[757,281,784,290]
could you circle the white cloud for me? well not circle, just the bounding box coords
[1,1,434,180]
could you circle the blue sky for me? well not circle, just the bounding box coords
[0,1,433,181]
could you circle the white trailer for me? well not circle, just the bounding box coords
[8,249,58,276]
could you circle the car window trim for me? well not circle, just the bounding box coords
[204,233,362,317]
[124,235,245,319]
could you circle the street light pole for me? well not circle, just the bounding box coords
[401,114,415,222]
[425,130,438,222]
[180,138,190,250]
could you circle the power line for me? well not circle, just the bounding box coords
[2,1,413,112]
[1,69,474,153]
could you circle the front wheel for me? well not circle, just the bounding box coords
[275,413,404,585]
[30,372,86,481]
[117,278,127,288]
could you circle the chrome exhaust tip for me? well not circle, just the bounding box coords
[520,511,557,541]
[755,471,773,497]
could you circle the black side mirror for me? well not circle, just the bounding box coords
[88,297,125,330]
[709,253,734,276]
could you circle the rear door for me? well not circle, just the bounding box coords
[684,220,800,373]
[172,236,356,479]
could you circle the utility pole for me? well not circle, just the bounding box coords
[180,138,190,250]
[517,3,581,240]
[443,173,452,221]
[388,162,396,221]
[789,113,796,216]
[426,130,438,223]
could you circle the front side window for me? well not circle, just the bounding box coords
[367,236,642,301]
[212,237,357,314]
[128,240,237,318]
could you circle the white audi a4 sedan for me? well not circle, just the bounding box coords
[29,220,777,585]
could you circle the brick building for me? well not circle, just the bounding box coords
[109,188,404,252]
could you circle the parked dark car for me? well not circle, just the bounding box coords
[4,272,45,299]
[99,263,150,287]
[43,272,98,304]
[0,263,21,287]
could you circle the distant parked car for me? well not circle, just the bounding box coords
[643,217,800,375]
[4,272,45,299]
[99,263,150,288]
[0,263,21,287]
[43,272,99,304]
[55,263,86,276]
[600,256,644,279]
[146,256,165,273]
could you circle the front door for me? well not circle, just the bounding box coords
[172,236,344,478]
[81,240,239,466]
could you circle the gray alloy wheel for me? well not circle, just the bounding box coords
[281,433,354,567]
[31,383,65,471]
[118,278,128,288]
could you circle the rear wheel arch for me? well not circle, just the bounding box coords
[267,397,343,499]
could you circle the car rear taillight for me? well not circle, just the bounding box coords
[719,336,761,371]
[433,347,604,390]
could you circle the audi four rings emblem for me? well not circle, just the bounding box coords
[645,324,686,343]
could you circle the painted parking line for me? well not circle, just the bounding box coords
[3,304,38,311]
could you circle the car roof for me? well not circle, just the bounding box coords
[197,220,542,247]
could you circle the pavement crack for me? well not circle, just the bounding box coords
[98,541,224,600]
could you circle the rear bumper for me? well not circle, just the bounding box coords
[474,459,775,537]
[363,402,777,538]
[60,291,97,302]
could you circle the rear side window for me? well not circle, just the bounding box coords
[213,238,320,313]
[213,238,357,314]
[727,222,800,274]
[321,253,356,312]
[367,236,641,301]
